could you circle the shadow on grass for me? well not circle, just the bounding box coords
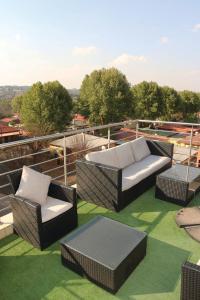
[117,237,190,299]
[0,236,190,300]
[0,243,89,300]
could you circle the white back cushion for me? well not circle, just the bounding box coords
[85,147,118,168]
[130,137,151,161]
[115,142,135,168]
[15,166,51,205]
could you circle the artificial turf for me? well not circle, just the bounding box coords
[0,187,200,300]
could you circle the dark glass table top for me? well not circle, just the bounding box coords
[159,164,200,183]
[61,216,147,270]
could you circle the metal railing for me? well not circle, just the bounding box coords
[0,118,200,216]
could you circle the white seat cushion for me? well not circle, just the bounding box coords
[41,196,73,223]
[15,166,51,205]
[85,147,119,168]
[122,155,171,191]
[115,142,135,169]
[130,137,151,161]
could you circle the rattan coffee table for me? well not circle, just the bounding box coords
[60,216,147,293]
[155,164,200,206]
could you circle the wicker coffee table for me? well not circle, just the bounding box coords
[155,164,200,206]
[60,216,147,293]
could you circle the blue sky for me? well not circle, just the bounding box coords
[0,0,200,91]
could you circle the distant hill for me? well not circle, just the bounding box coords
[0,86,30,100]
[68,88,80,98]
[0,86,80,100]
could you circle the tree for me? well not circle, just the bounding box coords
[161,86,182,120]
[79,68,133,124]
[0,99,12,118]
[19,81,72,135]
[131,81,164,120]
[179,90,200,122]
[12,95,24,114]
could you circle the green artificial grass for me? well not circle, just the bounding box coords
[1,187,200,300]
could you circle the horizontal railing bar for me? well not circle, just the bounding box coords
[0,133,110,165]
[0,121,130,150]
[0,194,10,200]
[0,206,10,213]
[0,157,62,177]
[138,120,200,127]
[0,183,11,189]
[52,174,64,180]
[43,165,64,174]
[52,170,76,181]
[0,148,50,164]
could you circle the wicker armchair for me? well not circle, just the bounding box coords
[8,169,78,250]
[181,261,200,300]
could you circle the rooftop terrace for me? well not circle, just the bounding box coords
[0,119,200,299]
[1,188,200,299]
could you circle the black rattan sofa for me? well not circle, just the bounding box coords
[76,139,174,212]
[8,169,78,250]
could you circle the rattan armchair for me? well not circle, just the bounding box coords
[8,169,78,250]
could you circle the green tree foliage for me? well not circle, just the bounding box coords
[0,99,12,118]
[18,81,72,135]
[12,95,24,114]
[131,81,164,119]
[161,86,182,120]
[79,68,133,124]
[179,90,200,122]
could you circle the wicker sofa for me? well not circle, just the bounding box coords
[76,137,174,212]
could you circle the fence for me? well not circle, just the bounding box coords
[0,119,200,216]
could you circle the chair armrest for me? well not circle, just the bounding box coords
[146,139,174,158]
[10,194,42,224]
[48,182,77,207]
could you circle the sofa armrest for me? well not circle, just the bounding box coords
[48,182,77,207]
[146,140,174,158]
[10,194,42,225]
[76,159,122,210]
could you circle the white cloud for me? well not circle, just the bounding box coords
[109,53,146,66]
[193,24,200,32]
[72,46,97,56]
[160,36,169,44]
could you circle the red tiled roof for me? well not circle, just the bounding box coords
[157,124,200,133]
[0,124,20,134]
[0,115,20,124]
[73,114,87,121]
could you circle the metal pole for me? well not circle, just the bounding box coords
[186,126,193,182]
[136,121,139,139]
[108,127,110,148]
[63,135,67,185]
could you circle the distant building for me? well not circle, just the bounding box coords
[0,114,20,126]
[0,124,21,143]
[72,114,88,127]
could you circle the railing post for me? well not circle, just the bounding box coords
[108,127,110,148]
[63,135,67,186]
[136,121,139,139]
[186,126,193,182]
